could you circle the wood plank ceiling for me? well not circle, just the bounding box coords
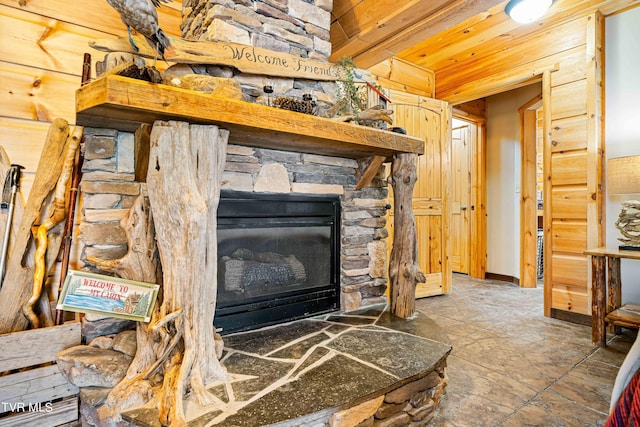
[330,0,640,102]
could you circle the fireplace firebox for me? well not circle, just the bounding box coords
[215,191,341,334]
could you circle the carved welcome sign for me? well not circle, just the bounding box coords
[57,270,160,322]
[90,36,340,81]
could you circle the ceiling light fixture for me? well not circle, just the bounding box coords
[505,0,553,24]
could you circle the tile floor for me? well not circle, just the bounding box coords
[414,274,636,427]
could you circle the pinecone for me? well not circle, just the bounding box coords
[273,96,315,115]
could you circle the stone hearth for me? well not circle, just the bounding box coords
[114,305,451,426]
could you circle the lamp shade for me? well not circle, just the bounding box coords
[505,0,553,24]
[608,155,640,195]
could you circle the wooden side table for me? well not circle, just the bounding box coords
[585,247,640,346]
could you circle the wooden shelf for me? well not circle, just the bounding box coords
[606,304,640,329]
[584,247,640,260]
[75,75,424,160]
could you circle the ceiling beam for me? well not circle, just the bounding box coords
[330,0,504,68]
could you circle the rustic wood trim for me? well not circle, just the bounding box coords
[0,322,80,371]
[542,70,553,317]
[585,12,606,312]
[440,103,453,293]
[471,120,487,279]
[519,95,543,288]
[75,76,424,160]
[439,62,557,106]
[355,156,386,190]
[452,108,486,124]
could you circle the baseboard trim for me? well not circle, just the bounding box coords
[485,272,520,285]
[550,308,591,326]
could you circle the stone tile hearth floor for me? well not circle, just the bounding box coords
[123,274,634,427]
[123,304,451,427]
[420,273,635,427]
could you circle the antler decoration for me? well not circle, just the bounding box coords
[24,126,83,328]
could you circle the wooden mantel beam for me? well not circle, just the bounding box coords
[75,75,424,160]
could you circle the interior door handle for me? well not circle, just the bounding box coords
[460,205,467,210]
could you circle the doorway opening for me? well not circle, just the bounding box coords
[452,83,544,289]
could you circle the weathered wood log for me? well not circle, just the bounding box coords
[333,106,395,124]
[388,153,425,318]
[141,121,229,426]
[25,126,83,328]
[164,74,245,100]
[591,254,606,346]
[0,119,72,334]
[87,191,159,283]
[87,192,163,420]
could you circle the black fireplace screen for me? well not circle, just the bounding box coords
[215,191,340,334]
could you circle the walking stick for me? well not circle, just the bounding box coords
[54,145,84,325]
[54,52,91,325]
[0,164,24,289]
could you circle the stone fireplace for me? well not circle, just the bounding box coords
[62,1,452,426]
[79,0,395,324]
[79,131,390,328]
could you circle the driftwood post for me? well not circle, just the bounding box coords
[147,121,229,425]
[389,153,425,318]
[92,121,230,426]
[89,192,162,419]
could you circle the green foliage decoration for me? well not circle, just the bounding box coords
[335,57,368,118]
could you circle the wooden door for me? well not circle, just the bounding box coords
[388,90,452,298]
[451,125,471,274]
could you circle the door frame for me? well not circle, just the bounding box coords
[519,94,543,288]
[452,110,486,279]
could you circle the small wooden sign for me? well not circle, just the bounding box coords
[90,36,340,81]
[56,270,159,322]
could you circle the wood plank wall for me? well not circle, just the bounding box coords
[0,0,182,197]
[435,12,604,317]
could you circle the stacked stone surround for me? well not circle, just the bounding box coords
[79,128,390,311]
[181,0,332,61]
[174,0,344,118]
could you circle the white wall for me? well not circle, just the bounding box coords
[605,6,640,304]
[485,84,542,278]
